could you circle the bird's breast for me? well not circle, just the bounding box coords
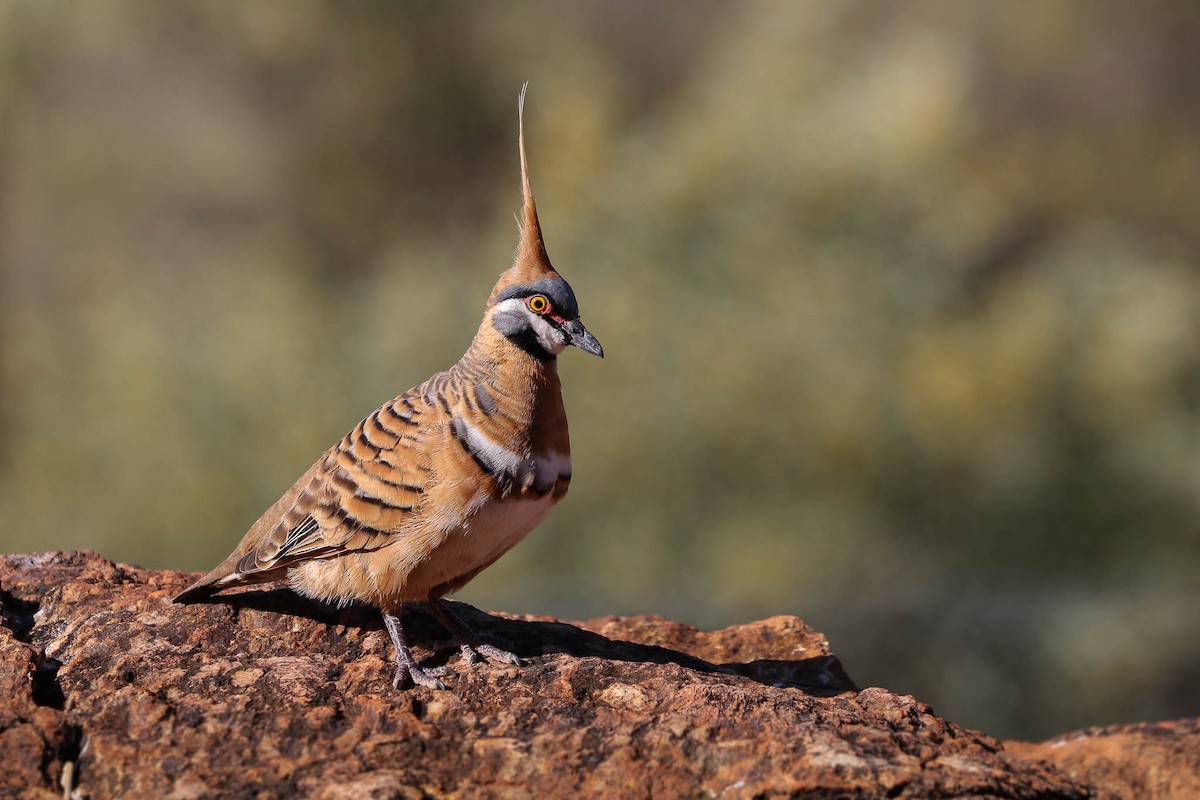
[462,484,559,559]
[461,445,571,550]
[386,447,570,601]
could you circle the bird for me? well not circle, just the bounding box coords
[173,85,603,690]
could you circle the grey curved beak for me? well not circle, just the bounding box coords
[564,319,604,358]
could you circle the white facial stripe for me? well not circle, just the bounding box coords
[530,314,568,354]
[495,297,568,354]
[493,297,525,314]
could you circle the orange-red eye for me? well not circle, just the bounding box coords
[527,294,550,314]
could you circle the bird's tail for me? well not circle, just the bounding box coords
[173,554,287,604]
[172,580,221,604]
[173,558,242,604]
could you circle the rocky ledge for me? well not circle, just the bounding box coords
[0,552,1195,798]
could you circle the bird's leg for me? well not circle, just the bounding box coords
[383,609,451,690]
[425,599,522,667]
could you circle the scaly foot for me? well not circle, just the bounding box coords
[426,600,523,668]
[384,609,449,690]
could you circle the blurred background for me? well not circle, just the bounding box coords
[1,1,1198,741]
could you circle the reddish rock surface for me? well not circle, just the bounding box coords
[0,551,1185,798]
[1010,719,1200,800]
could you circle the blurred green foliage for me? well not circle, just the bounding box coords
[1,1,1198,740]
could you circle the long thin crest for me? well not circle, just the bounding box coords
[489,83,559,304]
[518,82,543,253]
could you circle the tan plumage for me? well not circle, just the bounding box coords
[174,85,603,689]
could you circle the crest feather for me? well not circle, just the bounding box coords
[488,83,560,305]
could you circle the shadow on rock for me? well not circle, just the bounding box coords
[198,587,854,696]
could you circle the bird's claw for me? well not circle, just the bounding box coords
[393,664,448,691]
[469,642,522,666]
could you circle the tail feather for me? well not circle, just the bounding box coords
[173,558,289,604]
[173,558,242,604]
[172,580,221,604]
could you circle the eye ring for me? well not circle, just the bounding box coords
[527,294,551,315]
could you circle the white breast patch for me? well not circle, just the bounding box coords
[458,419,526,476]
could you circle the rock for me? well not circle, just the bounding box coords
[0,551,1098,797]
[1009,719,1200,800]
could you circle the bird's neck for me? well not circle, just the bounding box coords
[455,319,568,456]
[459,318,563,406]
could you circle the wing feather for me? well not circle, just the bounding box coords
[232,384,447,578]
